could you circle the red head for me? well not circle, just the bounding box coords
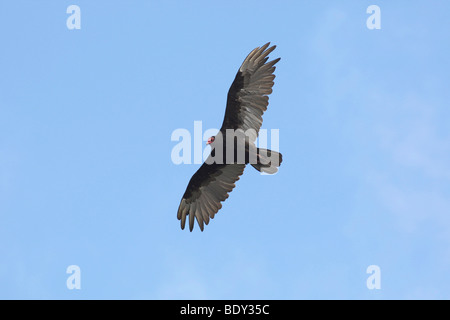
[206,136,215,145]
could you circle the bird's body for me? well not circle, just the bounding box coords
[177,43,282,231]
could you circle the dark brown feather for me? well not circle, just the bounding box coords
[221,42,280,142]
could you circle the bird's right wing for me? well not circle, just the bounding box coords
[177,161,246,231]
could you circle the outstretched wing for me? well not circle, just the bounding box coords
[177,161,246,231]
[221,42,280,142]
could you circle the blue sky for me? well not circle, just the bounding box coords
[1,1,449,299]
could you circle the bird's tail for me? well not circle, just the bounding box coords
[251,148,283,174]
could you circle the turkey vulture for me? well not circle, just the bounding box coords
[177,43,282,231]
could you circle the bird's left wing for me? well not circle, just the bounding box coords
[220,43,280,142]
[177,161,246,231]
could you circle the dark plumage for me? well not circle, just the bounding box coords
[177,43,282,231]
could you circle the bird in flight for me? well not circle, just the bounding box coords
[177,43,282,231]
